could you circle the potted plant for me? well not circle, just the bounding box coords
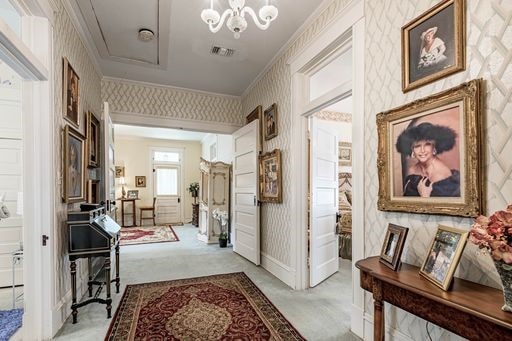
[218,232,228,248]
[187,182,199,204]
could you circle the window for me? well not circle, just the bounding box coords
[155,167,178,196]
[154,151,180,163]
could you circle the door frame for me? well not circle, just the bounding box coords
[149,147,184,224]
[288,0,365,337]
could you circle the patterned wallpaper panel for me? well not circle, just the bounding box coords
[52,0,103,312]
[242,0,353,266]
[101,79,244,125]
[364,0,512,339]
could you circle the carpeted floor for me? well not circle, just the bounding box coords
[105,272,305,340]
[0,308,23,341]
[120,225,179,246]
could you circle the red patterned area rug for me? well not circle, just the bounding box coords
[120,225,179,246]
[105,272,305,340]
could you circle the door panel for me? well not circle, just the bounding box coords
[310,117,339,287]
[154,165,182,224]
[232,120,260,265]
[103,102,117,216]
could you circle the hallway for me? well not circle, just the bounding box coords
[54,224,358,341]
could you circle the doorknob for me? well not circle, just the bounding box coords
[178,197,181,203]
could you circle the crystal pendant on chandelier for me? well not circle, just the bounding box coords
[201,0,278,39]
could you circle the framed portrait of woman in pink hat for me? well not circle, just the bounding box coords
[401,0,465,92]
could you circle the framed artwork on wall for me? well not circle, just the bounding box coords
[376,79,483,217]
[379,224,409,271]
[115,166,124,178]
[419,224,468,290]
[63,125,85,203]
[62,57,80,128]
[401,0,465,92]
[127,190,139,199]
[86,111,100,168]
[135,176,146,187]
[264,103,278,140]
[339,142,352,167]
[259,149,282,203]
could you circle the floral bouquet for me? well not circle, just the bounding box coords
[469,204,512,263]
[469,204,512,312]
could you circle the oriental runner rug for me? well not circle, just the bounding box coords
[120,225,179,246]
[105,272,305,341]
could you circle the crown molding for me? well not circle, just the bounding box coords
[102,76,242,100]
[241,0,337,99]
[61,0,103,77]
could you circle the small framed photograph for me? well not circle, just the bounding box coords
[419,225,468,290]
[62,57,80,128]
[264,103,278,140]
[259,149,282,203]
[63,125,85,203]
[379,224,409,270]
[339,142,352,167]
[135,176,146,188]
[86,111,100,168]
[127,190,139,199]
[402,0,465,92]
[377,79,483,217]
[115,166,124,178]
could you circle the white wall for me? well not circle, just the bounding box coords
[115,136,201,222]
[201,133,233,163]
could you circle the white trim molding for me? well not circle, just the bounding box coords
[261,252,296,288]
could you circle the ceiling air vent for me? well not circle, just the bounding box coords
[210,46,235,57]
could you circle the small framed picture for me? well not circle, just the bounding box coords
[63,125,85,203]
[419,225,468,290]
[135,176,146,188]
[127,190,139,199]
[62,57,80,128]
[86,111,100,168]
[115,166,124,178]
[259,149,282,203]
[401,0,465,92]
[379,224,409,270]
[264,103,278,140]
[339,142,352,167]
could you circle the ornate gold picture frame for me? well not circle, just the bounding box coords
[377,79,483,217]
[63,125,85,203]
[62,57,80,127]
[259,149,282,203]
[86,111,100,168]
[402,0,465,92]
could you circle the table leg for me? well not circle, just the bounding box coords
[87,257,93,297]
[373,281,384,341]
[105,256,112,318]
[115,244,120,293]
[71,260,78,324]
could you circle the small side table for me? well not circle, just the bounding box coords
[119,198,139,227]
[192,203,199,227]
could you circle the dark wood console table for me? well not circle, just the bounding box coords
[119,198,138,227]
[356,257,512,341]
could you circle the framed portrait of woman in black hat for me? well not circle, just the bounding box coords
[376,79,483,217]
[401,0,465,92]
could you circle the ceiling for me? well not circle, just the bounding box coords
[114,124,209,141]
[69,0,325,96]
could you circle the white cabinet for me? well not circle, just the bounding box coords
[197,158,230,244]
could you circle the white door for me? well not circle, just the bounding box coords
[0,139,23,287]
[103,102,117,216]
[154,165,182,224]
[310,117,339,287]
[232,120,260,265]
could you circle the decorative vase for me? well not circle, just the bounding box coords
[494,260,512,312]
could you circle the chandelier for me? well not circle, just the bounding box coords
[201,0,278,39]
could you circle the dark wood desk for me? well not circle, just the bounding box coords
[118,198,138,227]
[356,257,512,341]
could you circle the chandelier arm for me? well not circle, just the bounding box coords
[241,7,270,30]
[209,9,233,33]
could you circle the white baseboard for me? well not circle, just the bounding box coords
[363,313,413,341]
[260,252,295,288]
[351,303,365,338]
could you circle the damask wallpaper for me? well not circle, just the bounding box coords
[52,0,103,327]
[101,78,243,125]
[364,0,512,339]
[242,0,353,268]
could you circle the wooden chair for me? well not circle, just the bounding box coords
[139,197,156,226]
